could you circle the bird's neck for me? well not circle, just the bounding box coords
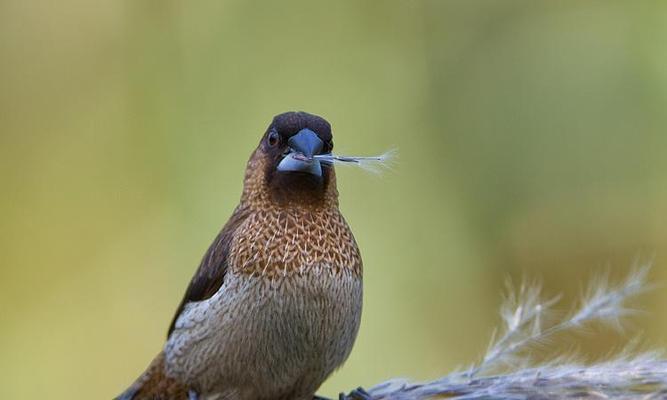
[240,152,339,211]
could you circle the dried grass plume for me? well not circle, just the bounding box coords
[342,264,666,400]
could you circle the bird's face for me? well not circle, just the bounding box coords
[261,112,333,178]
[252,112,335,204]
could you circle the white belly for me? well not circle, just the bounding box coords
[164,269,362,400]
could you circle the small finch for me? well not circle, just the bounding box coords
[117,112,383,400]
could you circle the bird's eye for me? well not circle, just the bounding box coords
[267,131,280,147]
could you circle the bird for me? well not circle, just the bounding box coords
[116,112,367,400]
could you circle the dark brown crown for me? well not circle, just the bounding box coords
[269,111,333,146]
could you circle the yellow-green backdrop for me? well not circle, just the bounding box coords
[2,1,667,399]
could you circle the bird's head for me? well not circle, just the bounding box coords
[242,111,337,207]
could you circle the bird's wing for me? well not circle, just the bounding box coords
[167,206,249,337]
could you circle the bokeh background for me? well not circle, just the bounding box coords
[2,1,667,398]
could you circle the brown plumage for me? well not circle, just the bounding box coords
[117,112,363,400]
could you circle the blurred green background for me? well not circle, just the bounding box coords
[2,1,667,398]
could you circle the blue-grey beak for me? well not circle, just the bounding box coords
[277,129,324,177]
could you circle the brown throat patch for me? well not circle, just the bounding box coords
[228,205,362,279]
[230,149,361,278]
